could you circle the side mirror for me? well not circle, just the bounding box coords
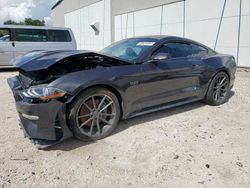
[151,53,169,62]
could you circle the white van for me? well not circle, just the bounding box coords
[0,25,76,66]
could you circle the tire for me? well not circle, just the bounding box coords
[68,87,121,141]
[204,71,230,106]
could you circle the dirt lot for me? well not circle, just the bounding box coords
[0,69,249,188]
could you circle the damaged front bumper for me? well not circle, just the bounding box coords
[7,76,72,149]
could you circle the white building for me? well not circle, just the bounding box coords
[52,0,250,67]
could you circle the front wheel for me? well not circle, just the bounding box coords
[204,72,230,106]
[68,87,121,141]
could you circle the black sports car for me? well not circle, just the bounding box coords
[8,36,236,148]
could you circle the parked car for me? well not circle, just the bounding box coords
[0,25,76,66]
[7,36,236,148]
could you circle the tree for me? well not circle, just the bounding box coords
[3,18,45,26]
[3,20,20,25]
[25,18,45,26]
[24,18,33,25]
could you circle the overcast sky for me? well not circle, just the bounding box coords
[0,0,58,26]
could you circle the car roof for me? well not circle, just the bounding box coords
[131,35,168,40]
[124,35,197,43]
[130,35,214,51]
[130,35,197,42]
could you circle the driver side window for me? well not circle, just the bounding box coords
[153,42,193,59]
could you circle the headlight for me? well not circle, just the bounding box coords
[22,85,66,101]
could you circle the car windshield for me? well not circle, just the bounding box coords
[100,38,159,62]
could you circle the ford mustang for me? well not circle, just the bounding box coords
[7,36,236,148]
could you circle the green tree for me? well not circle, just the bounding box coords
[25,18,45,26]
[3,20,19,25]
[3,18,45,26]
[24,18,33,25]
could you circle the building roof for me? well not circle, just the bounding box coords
[51,0,63,10]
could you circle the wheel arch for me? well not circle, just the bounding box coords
[214,68,231,81]
[205,68,230,96]
[66,84,124,118]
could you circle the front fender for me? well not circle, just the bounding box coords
[49,67,125,103]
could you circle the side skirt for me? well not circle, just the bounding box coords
[125,97,203,119]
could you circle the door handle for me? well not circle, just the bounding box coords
[12,42,15,47]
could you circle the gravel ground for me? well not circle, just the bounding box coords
[0,69,249,188]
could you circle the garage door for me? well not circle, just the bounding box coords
[114,0,250,67]
[64,0,111,51]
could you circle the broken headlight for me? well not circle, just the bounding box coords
[22,85,66,101]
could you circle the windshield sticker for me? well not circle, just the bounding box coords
[137,42,155,46]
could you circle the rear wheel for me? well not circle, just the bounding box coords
[68,87,120,141]
[204,72,230,106]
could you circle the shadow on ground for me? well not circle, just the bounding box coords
[46,91,235,151]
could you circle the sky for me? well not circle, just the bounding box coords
[0,0,58,26]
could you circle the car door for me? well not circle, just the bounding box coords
[137,42,206,109]
[13,28,48,58]
[0,28,14,65]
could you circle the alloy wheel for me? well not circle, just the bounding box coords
[76,94,117,138]
[213,75,229,103]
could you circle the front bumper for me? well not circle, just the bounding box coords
[7,76,72,148]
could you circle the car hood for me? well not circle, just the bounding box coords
[13,50,129,72]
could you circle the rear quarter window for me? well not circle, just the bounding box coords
[47,30,72,42]
[190,44,208,56]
